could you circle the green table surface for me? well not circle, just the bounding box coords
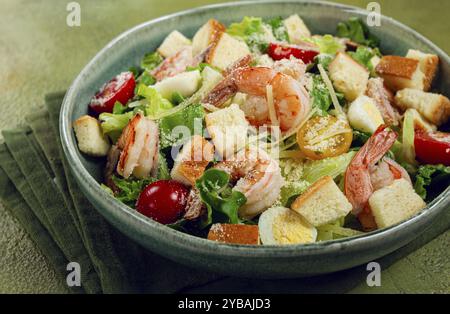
[0,0,449,293]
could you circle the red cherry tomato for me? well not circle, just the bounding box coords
[136,180,189,224]
[89,71,136,114]
[414,131,450,166]
[267,42,319,64]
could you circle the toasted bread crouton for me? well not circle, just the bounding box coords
[192,19,226,56]
[171,135,214,186]
[206,32,251,70]
[283,14,311,43]
[208,223,259,245]
[73,115,110,157]
[329,52,369,101]
[157,30,191,58]
[406,49,439,92]
[369,179,426,229]
[291,176,352,227]
[376,56,425,92]
[395,88,450,126]
[205,104,249,158]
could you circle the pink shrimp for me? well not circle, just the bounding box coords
[151,46,210,81]
[203,66,311,132]
[116,112,159,179]
[344,125,411,230]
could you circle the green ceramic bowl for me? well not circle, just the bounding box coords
[60,0,450,278]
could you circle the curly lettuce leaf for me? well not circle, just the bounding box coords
[304,35,344,55]
[227,16,270,53]
[140,51,163,71]
[99,111,134,142]
[414,164,450,200]
[195,169,247,227]
[159,103,204,149]
[310,74,345,116]
[266,16,289,42]
[111,175,156,206]
[348,46,380,73]
[136,84,173,118]
[336,17,380,48]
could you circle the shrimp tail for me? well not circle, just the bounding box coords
[345,125,398,214]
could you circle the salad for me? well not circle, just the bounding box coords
[73,15,450,246]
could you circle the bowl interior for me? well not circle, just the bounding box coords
[60,0,450,276]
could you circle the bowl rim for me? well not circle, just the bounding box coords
[60,0,450,258]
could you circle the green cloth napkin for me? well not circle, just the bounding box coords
[0,92,448,293]
[0,92,219,293]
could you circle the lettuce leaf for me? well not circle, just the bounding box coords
[111,175,156,206]
[195,169,247,227]
[348,46,380,73]
[227,16,269,52]
[316,219,362,241]
[336,17,380,48]
[266,16,289,42]
[279,181,310,207]
[159,103,204,148]
[304,35,344,55]
[414,164,450,200]
[310,74,345,115]
[140,51,163,71]
[303,151,356,184]
[99,111,134,142]
[136,84,173,117]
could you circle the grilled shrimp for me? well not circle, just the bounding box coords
[204,66,311,132]
[116,112,159,179]
[366,78,400,126]
[344,125,411,229]
[214,147,283,219]
[151,46,210,81]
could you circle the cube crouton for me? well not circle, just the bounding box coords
[208,223,259,245]
[291,176,352,227]
[73,115,110,157]
[406,49,439,92]
[395,88,450,126]
[283,14,311,43]
[157,30,191,58]
[368,179,426,229]
[329,52,369,101]
[376,55,425,92]
[205,104,249,159]
[192,19,226,56]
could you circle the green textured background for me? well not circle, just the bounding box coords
[0,0,449,293]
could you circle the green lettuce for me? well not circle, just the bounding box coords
[314,54,334,71]
[336,17,380,48]
[349,46,380,72]
[99,111,134,142]
[279,181,310,207]
[140,51,163,71]
[136,84,173,117]
[111,175,156,206]
[227,16,269,52]
[159,103,205,148]
[303,151,356,183]
[310,74,345,115]
[305,35,344,55]
[266,16,289,42]
[414,164,450,200]
[316,218,362,241]
[195,169,247,227]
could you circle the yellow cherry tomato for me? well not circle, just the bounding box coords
[297,115,353,160]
